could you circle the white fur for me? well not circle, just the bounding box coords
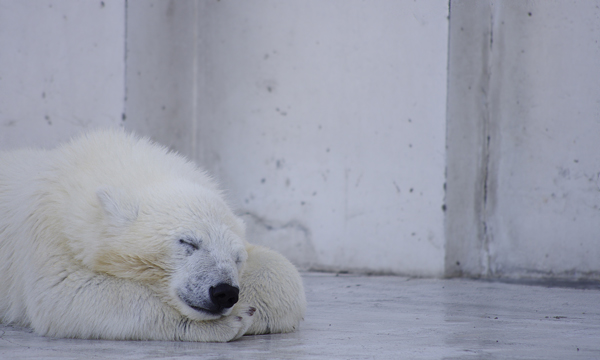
[0,129,305,342]
[241,245,307,335]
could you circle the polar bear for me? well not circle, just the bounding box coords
[0,129,305,342]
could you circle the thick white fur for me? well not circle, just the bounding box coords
[0,129,305,342]
[241,245,306,334]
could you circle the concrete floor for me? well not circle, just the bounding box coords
[1,273,599,359]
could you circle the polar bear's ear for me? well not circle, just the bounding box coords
[96,186,139,227]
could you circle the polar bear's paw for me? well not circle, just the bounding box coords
[222,303,256,341]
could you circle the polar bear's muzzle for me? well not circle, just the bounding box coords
[179,283,239,316]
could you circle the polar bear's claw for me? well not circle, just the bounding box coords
[223,303,255,341]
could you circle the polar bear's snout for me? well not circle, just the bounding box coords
[210,283,239,311]
[177,280,240,317]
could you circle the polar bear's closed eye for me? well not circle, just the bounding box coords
[179,238,201,253]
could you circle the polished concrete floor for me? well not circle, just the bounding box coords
[1,272,599,359]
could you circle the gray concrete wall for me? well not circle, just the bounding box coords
[0,0,199,155]
[2,0,600,280]
[446,0,600,280]
[192,1,450,276]
[124,0,199,158]
[0,0,450,277]
[0,0,126,148]
[445,1,492,277]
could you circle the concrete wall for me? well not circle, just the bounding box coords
[0,0,126,148]
[193,1,449,276]
[0,0,198,155]
[445,1,492,278]
[2,0,600,280]
[124,0,199,157]
[0,0,449,277]
[447,0,600,280]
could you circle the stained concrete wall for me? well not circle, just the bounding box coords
[0,0,450,277]
[124,1,199,158]
[192,1,450,276]
[0,0,126,148]
[2,1,599,280]
[446,0,600,280]
[0,1,199,155]
[445,1,492,278]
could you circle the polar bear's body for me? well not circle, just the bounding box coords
[0,130,305,342]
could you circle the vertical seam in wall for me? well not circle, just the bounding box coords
[480,3,494,277]
[191,0,199,160]
[443,0,451,277]
[122,0,128,125]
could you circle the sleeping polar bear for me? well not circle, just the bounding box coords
[0,129,305,342]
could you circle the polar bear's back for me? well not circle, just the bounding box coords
[54,129,216,193]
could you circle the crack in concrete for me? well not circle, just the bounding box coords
[480,3,496,278]
[238,210,317,269]
[240,211,311,239]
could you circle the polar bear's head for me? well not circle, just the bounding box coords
[91,181,248,321]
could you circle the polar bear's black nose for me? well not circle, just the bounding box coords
[209,283,239,311]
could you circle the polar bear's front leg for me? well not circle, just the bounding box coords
[27,268,255,342]
[240,245,306,335]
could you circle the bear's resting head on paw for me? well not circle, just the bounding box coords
[88,179,248,321]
